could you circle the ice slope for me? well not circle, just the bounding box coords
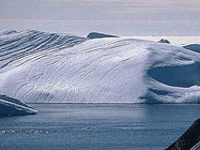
[0,30,200,103]
[0,30,87,71]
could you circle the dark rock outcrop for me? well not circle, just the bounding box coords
[165,119,200,150]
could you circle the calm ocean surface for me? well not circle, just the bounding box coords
[1,104,200,150]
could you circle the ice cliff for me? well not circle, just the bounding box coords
[0,30,200,104]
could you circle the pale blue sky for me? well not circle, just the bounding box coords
[0,0,200,36]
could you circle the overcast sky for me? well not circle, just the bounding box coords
[0,0,200,36]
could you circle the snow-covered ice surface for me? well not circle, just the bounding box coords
[0,30,200,104]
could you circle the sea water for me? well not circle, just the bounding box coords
[1,104,200,150]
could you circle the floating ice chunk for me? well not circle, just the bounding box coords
[0,94,37,117]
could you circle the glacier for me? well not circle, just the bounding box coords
[0,30,200,104]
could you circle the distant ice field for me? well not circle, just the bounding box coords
[0,30,200,104]
[124,36,200,45]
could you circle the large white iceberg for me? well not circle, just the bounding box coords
[0,30,200,104]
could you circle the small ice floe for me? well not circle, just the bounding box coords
[0,94,37,117]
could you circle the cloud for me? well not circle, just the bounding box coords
[43,0,200,5]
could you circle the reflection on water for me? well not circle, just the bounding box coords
[0,104,200,150]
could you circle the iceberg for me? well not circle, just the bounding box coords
[0,94,37,117]
[0,30,200,104]
[87,32,117,39]
[158,39,170,44]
